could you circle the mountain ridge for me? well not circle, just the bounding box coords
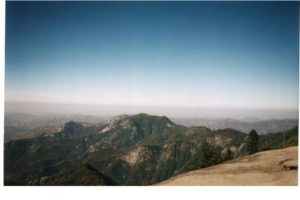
[5,113,298,142]
[172,117,298,134]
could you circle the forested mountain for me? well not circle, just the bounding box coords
[4,113,298,185]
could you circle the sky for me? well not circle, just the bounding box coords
[5,1,299,118]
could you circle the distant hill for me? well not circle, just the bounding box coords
[4,113,108,142]
[4,113,298,185]
[158,146,298,186]
[172,117,298,134]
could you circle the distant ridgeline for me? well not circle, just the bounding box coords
[171,118,298,134]
[4,113,298,185]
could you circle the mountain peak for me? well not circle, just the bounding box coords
[63,121,83,131]
[60,121,86,138]
[130,113,173,123]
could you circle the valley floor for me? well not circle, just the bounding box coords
[158,146,298,186]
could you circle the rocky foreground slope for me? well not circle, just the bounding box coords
[158,146,298,186]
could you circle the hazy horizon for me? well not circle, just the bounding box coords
[5,101,299,120]
[5,2,299,119]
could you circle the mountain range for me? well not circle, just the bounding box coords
[4,113,298,185]
[172,117,298,134]
[5,113,298,143]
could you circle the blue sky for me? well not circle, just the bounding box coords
[5,1,299,114]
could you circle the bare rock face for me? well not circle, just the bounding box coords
[281,160,298,170]
[122,146,146,166]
